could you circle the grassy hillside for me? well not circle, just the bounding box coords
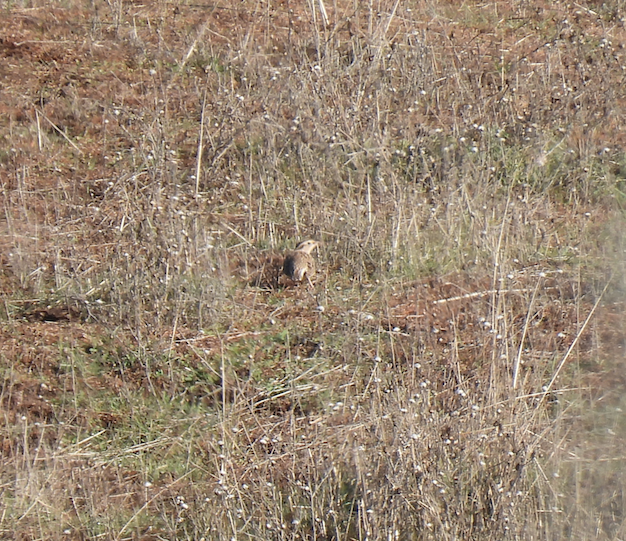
[1,0,625,539]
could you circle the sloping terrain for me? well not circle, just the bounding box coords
[1,1,625,539]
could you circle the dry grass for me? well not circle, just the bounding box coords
[1,0,625,539]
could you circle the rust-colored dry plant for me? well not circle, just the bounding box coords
[0,0,625,539]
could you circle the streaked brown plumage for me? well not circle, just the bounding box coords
[283,240,319,283]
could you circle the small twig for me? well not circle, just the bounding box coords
[35,108,83,154]
[35,109,43,150]
[513,276,542,389]
[366,174,373,224]
[181,22,209,73]
[490,190,511,323]
[62,430,106,451]
[252,384,316,409]
[317,0,329,26]
[195,83,208,197]
[539,278,611,402]
[221,222,253,247]
[433,288,536,304]
[14,40,73,46]
[381,0,400,39]
[373,0,400,63]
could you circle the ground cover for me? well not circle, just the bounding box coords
[1,0,625,539]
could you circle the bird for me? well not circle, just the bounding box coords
[282,240,319,284]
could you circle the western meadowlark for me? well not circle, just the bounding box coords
[283,240,319,284]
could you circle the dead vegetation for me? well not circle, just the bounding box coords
[1,0,625,539]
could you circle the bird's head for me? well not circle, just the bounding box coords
[294,240,319,254]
